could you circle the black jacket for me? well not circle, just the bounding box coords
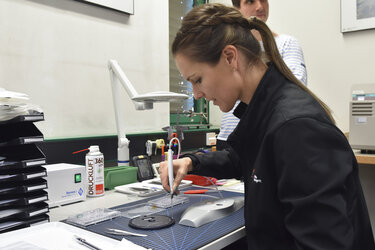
[188,64,375,249]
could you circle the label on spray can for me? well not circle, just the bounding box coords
[85,145,104,197]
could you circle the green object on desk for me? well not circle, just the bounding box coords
[104,166,138,190]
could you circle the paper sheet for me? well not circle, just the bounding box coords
[0,222,147,250]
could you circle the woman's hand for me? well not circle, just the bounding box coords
[159,157,193,194]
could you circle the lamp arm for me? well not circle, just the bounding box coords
[108,60,139,99]
[109,63,130,165]
[107,59,188,165]
[109,60,149,110]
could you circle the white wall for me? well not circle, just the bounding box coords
[268,0,375,133]
[0,0,169,139]
[211,0,375,133]
[3,0,375,137]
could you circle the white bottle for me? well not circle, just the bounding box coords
[85,145,104,197]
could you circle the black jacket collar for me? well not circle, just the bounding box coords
[232,63,285,119]
[230,63,286,141]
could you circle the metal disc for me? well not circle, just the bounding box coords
[129,215,175,230]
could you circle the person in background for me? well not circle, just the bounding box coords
[217,0,307,150]
[160,3,375,249]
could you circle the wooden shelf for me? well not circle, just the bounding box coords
[355,153,375,165]
[346,132,375,165]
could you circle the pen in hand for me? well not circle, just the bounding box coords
[74,235,102,250]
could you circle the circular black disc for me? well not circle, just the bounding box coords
[129,215,175,230]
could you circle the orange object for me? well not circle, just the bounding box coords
[183,174,217,186]
[170,133,178,145]
[184,189,209,194]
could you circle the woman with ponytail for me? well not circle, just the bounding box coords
[159,3,374,249]
[217,0,307,150]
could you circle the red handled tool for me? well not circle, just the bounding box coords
[183,175,217,186]
[183,189,217,194]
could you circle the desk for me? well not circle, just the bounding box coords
[49,189,246,250]
[48,190,141,222]
[355,152,375,165]
[345,132,375,164]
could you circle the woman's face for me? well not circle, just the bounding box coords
[174,52,241,113]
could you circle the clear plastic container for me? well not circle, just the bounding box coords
[66,208,120,227]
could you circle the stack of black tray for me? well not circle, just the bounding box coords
[0,114,49,233]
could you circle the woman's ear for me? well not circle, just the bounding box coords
[222,45,238,69]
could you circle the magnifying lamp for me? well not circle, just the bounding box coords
[108,59,189,166]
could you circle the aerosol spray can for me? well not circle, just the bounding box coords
[85,145,104,197]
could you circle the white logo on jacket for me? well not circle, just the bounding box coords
[251,169,262,183]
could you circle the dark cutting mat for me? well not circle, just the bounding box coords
[66,188,245,250]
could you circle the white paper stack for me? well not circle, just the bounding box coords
[0,222,148,250]
[0,88,43,121]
